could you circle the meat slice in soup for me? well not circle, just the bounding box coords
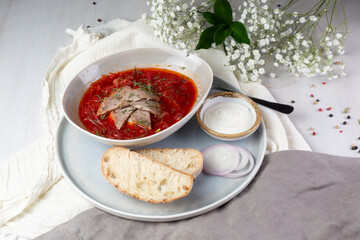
[97,86,160,115]
[128,100,162,116]
[110,106,136,129]
[128,109,151,129]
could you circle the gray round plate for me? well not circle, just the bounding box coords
[55,115,267,222]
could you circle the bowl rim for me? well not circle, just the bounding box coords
[196,92,261,139]
[62,47,214,144]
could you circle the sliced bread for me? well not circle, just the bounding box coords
[101,147,194,203]
[133,148,203,177]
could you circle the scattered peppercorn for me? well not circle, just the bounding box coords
[311,84,316,88]
[97,18,102,22]
[335,125,340,129]
[277,4,281,7]
[316,99,320,102]
[340,130,343,133]
[335,61,342,65]
[322,82,326,85]
[329,114,333,117]
[358,137,360,140]
[313,101,318,105]
[312,132,316,136]
[359,150,360,153]
[291,100,295,103]
[343,121,347,125]
[310,94,314,97]
[347,115,351,119]
[93,2,96,5]
[327,107,332,111]
[319,108,323,112]
[351,146,358,150]
[87,25,90,28]
[309,127,314,131]
[344,107,350,113]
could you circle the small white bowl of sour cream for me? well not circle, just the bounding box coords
[196,92,261,141]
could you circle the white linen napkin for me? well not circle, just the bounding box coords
[0,19,310,239]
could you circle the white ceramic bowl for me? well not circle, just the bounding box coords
[196,92,261,141]
[62,48,213,147]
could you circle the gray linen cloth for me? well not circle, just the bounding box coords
[36,150,360,240]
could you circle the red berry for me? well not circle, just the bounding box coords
[312,132,316,135]
[319,108,323,112]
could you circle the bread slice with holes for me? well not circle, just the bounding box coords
[101,147,194,203]
[133,148,203,178]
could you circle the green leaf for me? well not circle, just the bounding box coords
[214,24,231,45]
[195,25,220,50]
[214,0,233,24]
[202,12,220,25]
[231,22,251,45]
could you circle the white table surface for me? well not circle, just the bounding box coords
[0,0,359,162]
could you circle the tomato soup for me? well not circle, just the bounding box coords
[78,68,198,140]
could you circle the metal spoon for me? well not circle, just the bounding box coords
[212,76,294,114]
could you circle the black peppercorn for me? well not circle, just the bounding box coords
[343,121,347,125]
[351,146,358,150]
[347,115,351,119]
[329,114,333,117]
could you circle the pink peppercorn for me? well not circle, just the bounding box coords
[312,132,316,135]
[319,108,323,112]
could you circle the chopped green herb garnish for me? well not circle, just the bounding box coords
[100,114,107,120]
[96,95,105,102]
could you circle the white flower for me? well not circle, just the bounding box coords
[275,53,282,60]
[260,18,267,24]
[273,62,279,67]
[299,17,306,23]
[302,40,308,47]
[336,33,343,39]
[270,73,276,78]
[309,16,317,21]
[259,68,265,74]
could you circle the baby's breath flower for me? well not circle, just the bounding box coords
[146,0,347,82]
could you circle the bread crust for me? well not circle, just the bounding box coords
[101,147,194,203]
[133,148,203,178]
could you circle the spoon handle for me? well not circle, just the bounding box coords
[248,96,294,114]
[212,86,294,114]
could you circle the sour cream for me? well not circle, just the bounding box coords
[203,102,255,134]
